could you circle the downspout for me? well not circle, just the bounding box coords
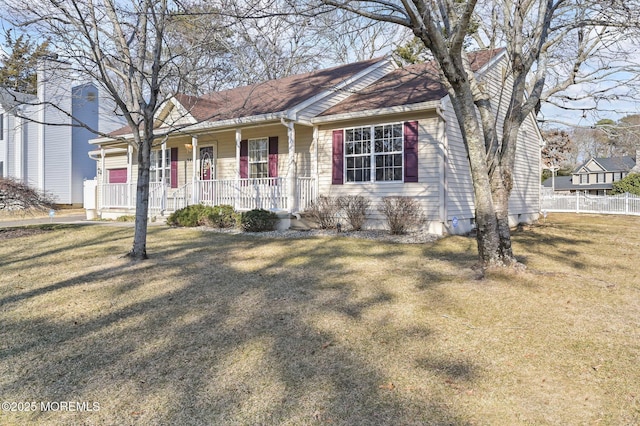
[436,105,448,234]
[281,117,297,213]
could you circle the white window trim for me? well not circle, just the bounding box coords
[150,148,171,184]
[343,122,404,184]
[248,137,268,179]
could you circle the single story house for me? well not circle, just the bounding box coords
[0,58,123,205]
[89,49,542,234]
[542,155,637,195]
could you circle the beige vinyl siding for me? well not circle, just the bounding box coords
[297,61,397,121]
[317,112,442,226]
[295,125,314,177]
[442,97,475,220]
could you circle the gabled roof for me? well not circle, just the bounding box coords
[107,58,387,137]
[175,58,385,123]
[319,48,505,116]
[574,156,636,173]
[104,48,506,139]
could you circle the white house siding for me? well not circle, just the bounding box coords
[316,112,443,233]
[24,117,40,189]
[6,114,17,177]
[508,114,541,222]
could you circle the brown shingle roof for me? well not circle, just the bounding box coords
[107,49,504,137]
[320,48,505,116]
[108,58,384,137]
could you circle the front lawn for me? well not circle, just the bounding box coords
[0,214,638,425]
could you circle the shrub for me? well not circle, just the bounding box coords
[206,204,238,228]
[611,173,640,196]
[305,196,340,229]
[240,209,278,232]
[337,195,370,231]
[377,196,424,235]
[167,204,214,227]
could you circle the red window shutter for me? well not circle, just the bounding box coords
[108,168,127,184]
[268,136,278,178]
[404,121,419,182]
[240,139,248,178]
[332,130,344,185]
[170,147,178,188]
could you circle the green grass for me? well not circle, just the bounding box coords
[0,213,639,425]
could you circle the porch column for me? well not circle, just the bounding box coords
[127,145,133,208]
[161,140,167,212]
[100,147,105,210]
[191,136,198,204]
[282,119,297,212]
[235,128,241,210]
[313,125,319,202]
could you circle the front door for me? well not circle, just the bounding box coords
[200,146,214,180]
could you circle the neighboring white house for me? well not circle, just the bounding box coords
[0,59,122,205]
[89,49,543,234]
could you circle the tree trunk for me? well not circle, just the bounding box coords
[129,139,151,260]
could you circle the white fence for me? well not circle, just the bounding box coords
[541,192,640,216]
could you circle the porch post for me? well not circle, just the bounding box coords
[161,140,167,212]
[235,128,241,210]
[283,119,297,212]
[191,135,198,204]
[100,147,105,209]
[313,125,319,202]
[127,145,133,208]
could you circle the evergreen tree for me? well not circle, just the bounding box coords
[0,30,50,94]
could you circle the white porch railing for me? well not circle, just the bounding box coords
[100,183,134,209]
[99,177,316,215]
[541,192,640,215]
[195,177,288,210]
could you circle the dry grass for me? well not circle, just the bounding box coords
[0,214,639,425]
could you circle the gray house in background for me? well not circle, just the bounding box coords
[0,59,122,205]
[543,155,637,195]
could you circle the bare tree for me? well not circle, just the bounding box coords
[4,0,230,259]
[319,0,640,268]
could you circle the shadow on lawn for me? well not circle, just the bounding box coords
[0,227,479,425]
[510,223,595,271]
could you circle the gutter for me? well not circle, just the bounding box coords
[88,147,127,160]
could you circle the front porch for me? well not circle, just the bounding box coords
[99,177,316,217]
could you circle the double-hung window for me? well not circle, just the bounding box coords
[150,148,171,184]
[248,138,269,178]
[345,123,403,183]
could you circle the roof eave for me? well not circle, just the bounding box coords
[310,100,443,125]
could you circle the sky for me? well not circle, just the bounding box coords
[1,14,637,130]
